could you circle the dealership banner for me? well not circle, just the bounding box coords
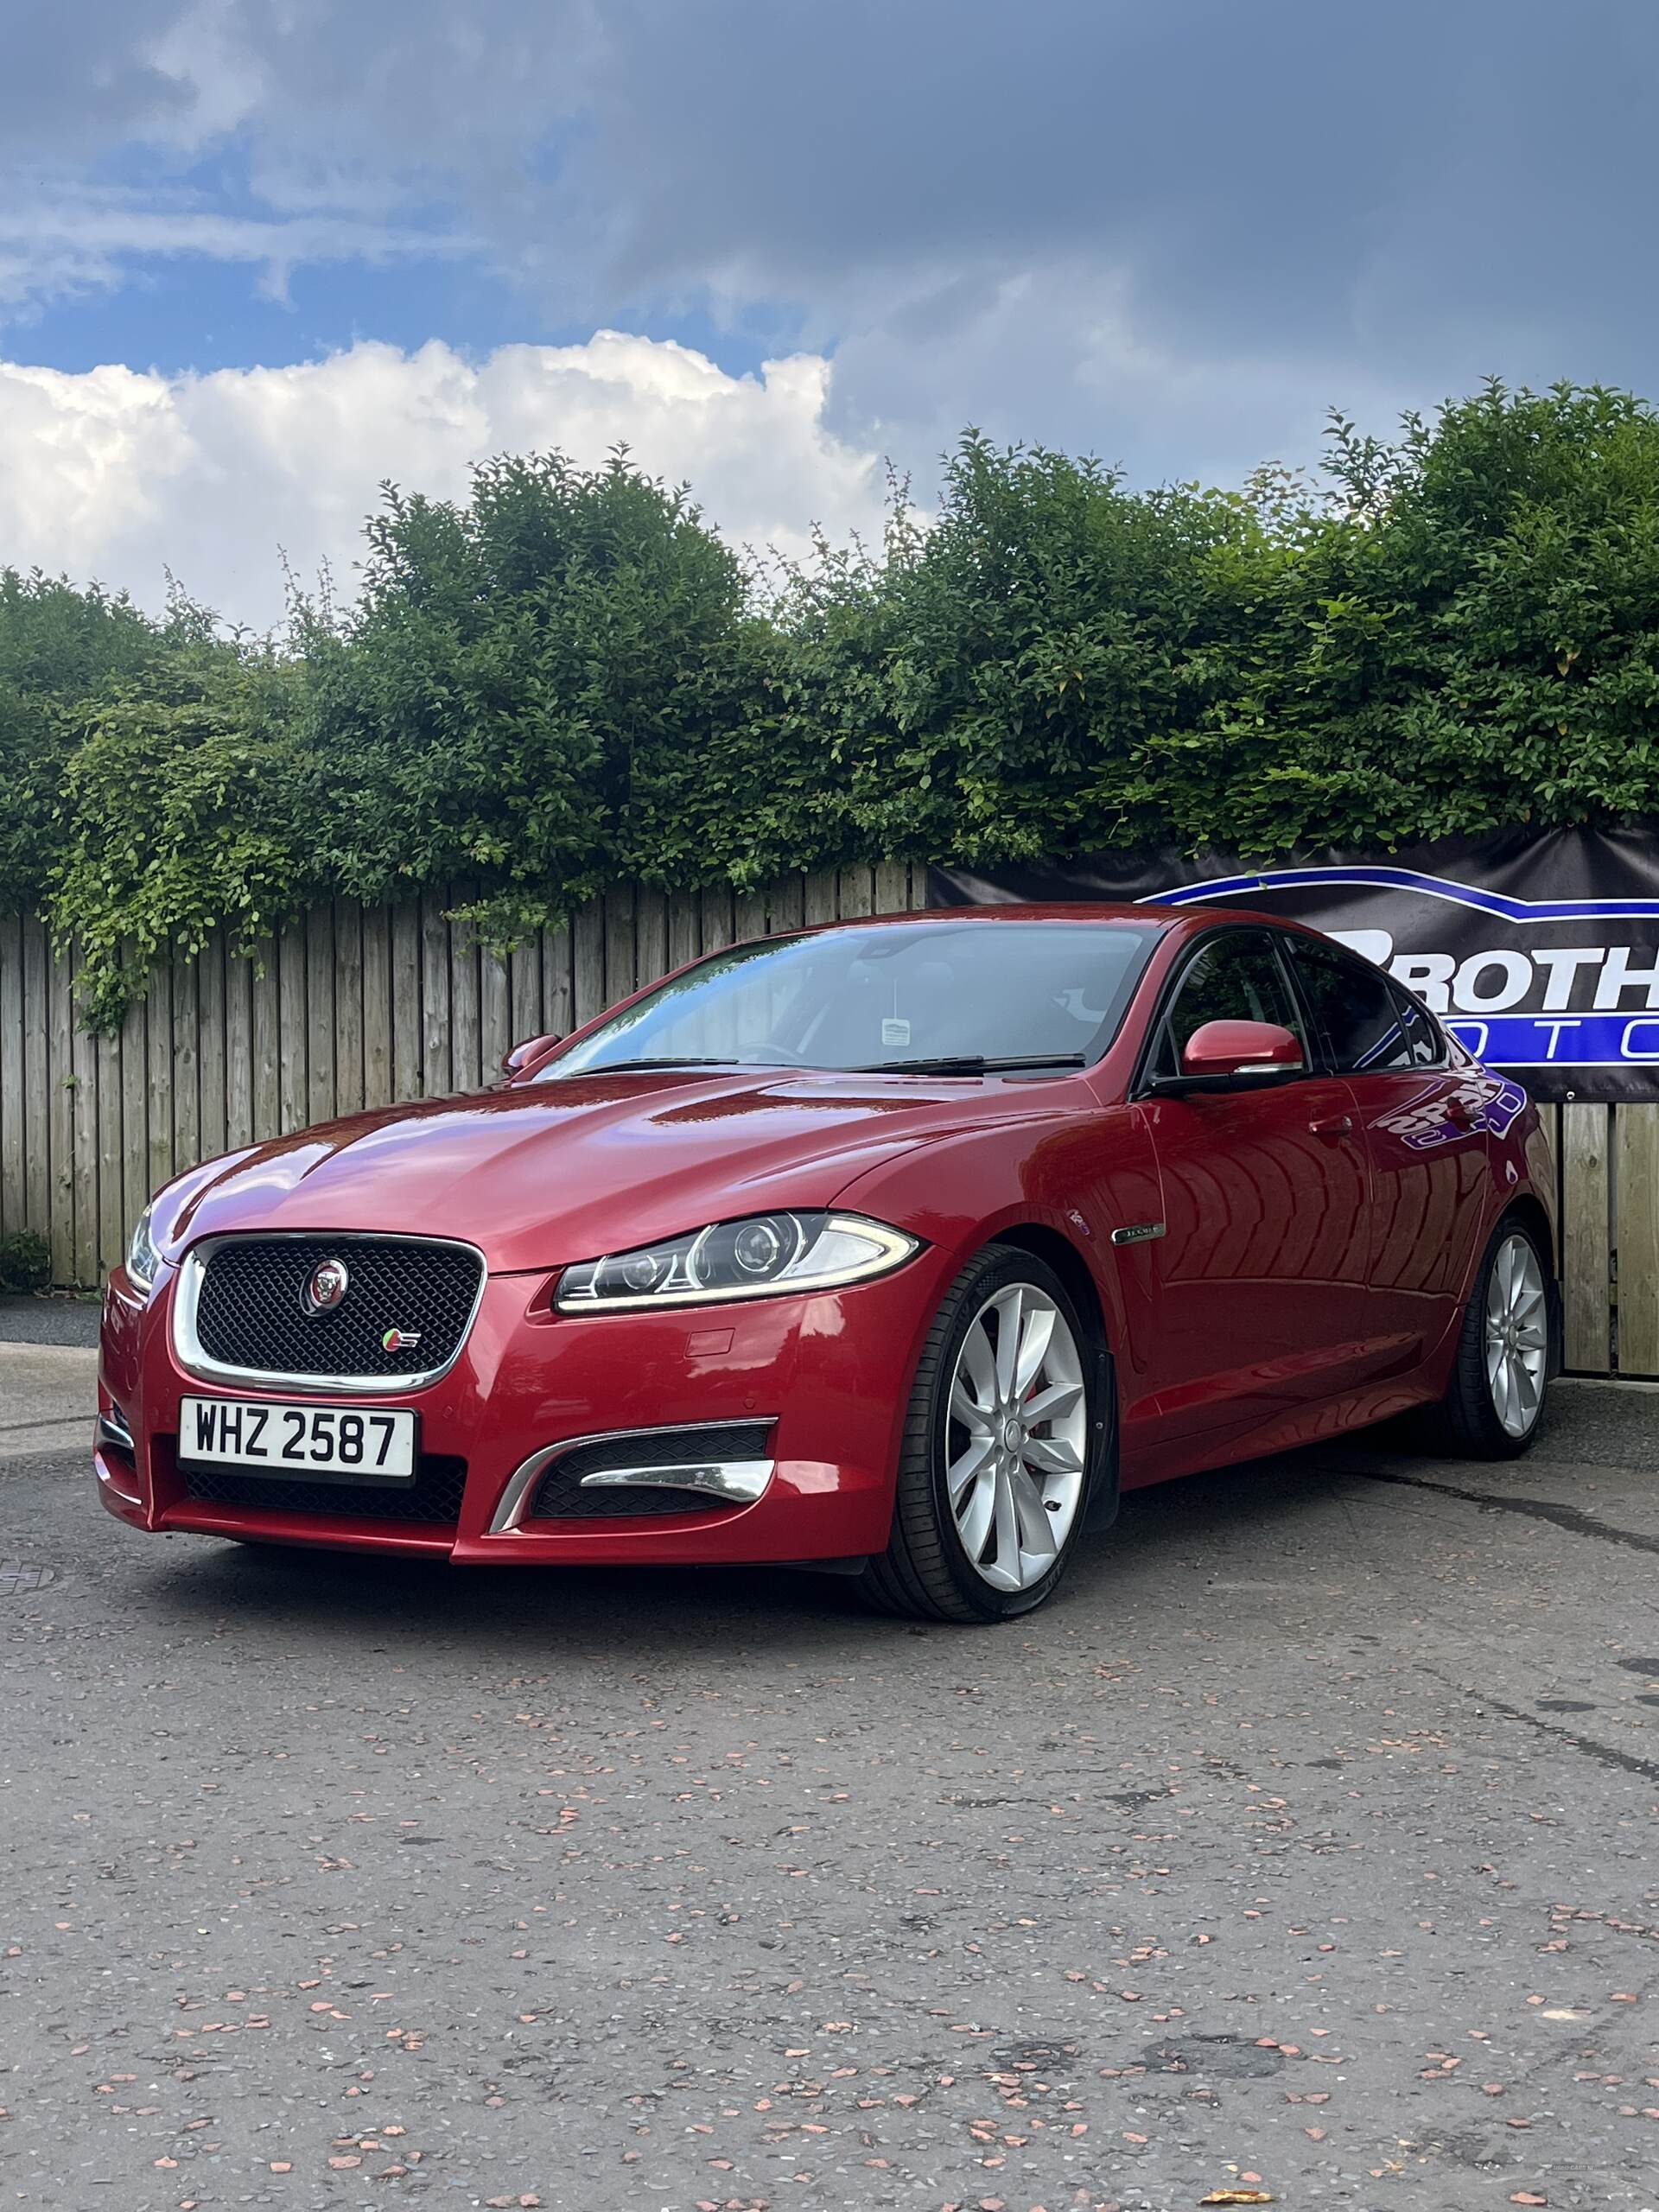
[931,826,1659,1102]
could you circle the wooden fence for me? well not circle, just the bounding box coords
[1,868,1656,1377]
[0,867,916,1293]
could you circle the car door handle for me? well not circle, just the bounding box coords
[1310,1113,1354,1141]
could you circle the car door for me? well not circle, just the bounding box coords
[1282,935,1491,1362]
[1134,928,1377,1458]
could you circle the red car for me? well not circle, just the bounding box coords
[97,906,1559,1622]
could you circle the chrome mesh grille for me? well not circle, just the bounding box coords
[194,1236,482,1380]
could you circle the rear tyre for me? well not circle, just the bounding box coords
[856,1243,1113,1623]
[1431,1214,1551,1459]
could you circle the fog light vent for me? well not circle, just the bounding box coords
[97,1407,136,1460]
[524,1420,775,1522]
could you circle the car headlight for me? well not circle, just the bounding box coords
[556,1211,920,1312]
[126,1201,162,1293]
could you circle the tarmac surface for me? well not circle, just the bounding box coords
[1,1328,1655,2211]
[0,1296,100,1351]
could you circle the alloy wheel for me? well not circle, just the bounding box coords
[1484,1231,1547,1439]
[944,1282,1088,1591]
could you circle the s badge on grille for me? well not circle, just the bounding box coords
[381,1327,421,1354]
[302,1257,351,1315]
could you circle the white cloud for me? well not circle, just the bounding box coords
[0,185,470,319]
[0,334,892,631]
[3,3,1647,506]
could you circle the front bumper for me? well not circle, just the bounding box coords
[96,1249,954,1565]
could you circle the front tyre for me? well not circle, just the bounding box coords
[1433,1215,1551,1458]
[858,1244,1111,1623]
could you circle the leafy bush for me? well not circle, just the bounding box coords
[0,570,169,921]
[301,452,787,943]
[52,650,316,1031]
[0,1230,51,1294]
[7,380,1659,1030]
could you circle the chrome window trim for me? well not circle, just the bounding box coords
[489,1417,778,1534]
[171,1230,489,1396]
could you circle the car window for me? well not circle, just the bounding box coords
[1286,938,1413,1072]
[1389,981,1446,1068]
[1150,931,1307,1080]
[544,920,1164,1076]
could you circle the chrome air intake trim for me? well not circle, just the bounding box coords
[489,1419,778,1533]
[575,1459,774,1502]
[96,1406,135,1453]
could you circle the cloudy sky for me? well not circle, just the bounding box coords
[3,0,1655,628]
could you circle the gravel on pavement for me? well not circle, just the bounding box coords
[1,1346,1656,2211]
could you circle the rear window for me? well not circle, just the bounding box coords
[1286,938,1413,1073]
[1389,982,1447,1068]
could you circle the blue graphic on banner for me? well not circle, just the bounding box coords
[1141,865,1659,925]
[1442,1013,1659,1069]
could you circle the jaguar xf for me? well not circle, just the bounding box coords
[97,906,1558,1621]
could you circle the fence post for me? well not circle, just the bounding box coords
[1561,1103,1612,1373]
[0,916,22,1240]
[1616,1105,1659,1376]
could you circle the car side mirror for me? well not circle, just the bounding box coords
[1158,1019,1306,1095]
[499,1033,563,1081]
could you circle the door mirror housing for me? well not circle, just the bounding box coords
[499,1033,563,1081]
[1158,1019,1306,1095]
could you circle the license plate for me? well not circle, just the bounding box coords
[180,1395,417,1484]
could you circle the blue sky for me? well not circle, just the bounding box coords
[4,0,1657,626]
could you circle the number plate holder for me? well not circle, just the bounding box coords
[179,1395,419,1484]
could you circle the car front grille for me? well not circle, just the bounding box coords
[180,1452,469,1526]
[527,1421,772,1521]
[193,1236,483,1382]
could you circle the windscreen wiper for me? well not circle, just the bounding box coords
[855,1052,1088,1074]
[579,1057,745,1072]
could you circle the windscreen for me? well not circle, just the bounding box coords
[542,920,1161,1077]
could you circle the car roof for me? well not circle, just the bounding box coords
[789,901,1179,931]
[783,900,1318,935]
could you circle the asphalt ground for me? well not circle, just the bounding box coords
[0,1299,100,1351]
[1,1338,1655,2212]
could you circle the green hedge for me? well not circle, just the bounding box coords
[6,380,1659,1031]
